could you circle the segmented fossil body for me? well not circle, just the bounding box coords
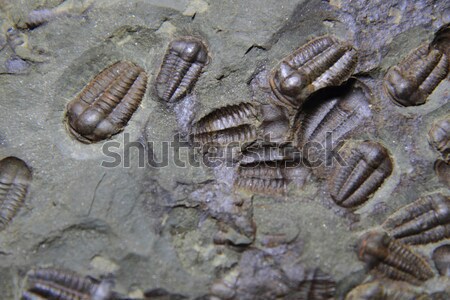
[234,144,307,195]
[269,35,358,109]
[191,102,261,146]
[382,193,450,245]
[428,117,449,161]
[328,141,393,208]
[294,80,372,165]
[0,156,32,230]
[345,280,430,300]
[432,244,450,276]
[22,267,113,300]
[156,37,208,102]
[357,231,434,283]
[65,61,147,144]
[383,44,449,106]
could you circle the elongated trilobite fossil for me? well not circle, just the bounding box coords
[22,267,113,300]
[234,143,308,195]
[328,141,393,208]
[382,193,450,245]
[65,61,148,143]
[383,44,449,107]
[191,102,261,146]
[428,117,449,161]
[357,230,434,283]
[156,37,209,102]
[432,244,450,276]
[269,35,358,109]
[294,80,372,165]
[345,280,431,300]
[0,156,32,230]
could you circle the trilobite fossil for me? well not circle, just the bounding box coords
[234,143,308,195]
[156,36,209,102]
[293,79,372,166]
[328,141,393,208]
[22,267,114,300]
[191,102,261,146]
[428,116,449,161]
[345,280,431,300]
[432,244,450,276]
[269,35,358,109]
[357,230,434,283]
[383,44,449,107]
[382,193,450,245]
[0,156,32,230]
[65,61,148,144]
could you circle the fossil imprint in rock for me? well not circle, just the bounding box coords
[0,156,32,230]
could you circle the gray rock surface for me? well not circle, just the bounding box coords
[0,0,449,299]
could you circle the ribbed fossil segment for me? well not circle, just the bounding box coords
[65,61,148,144]
[191,102,261,146]
[22,267,113,300]
[357,231,434,283]
[345,280,431,300]
[383,44,449,107]
[432,244,450,276]
[428,117,450,161]
[234,144,307,195]
[294,80,372,165]
[156,37,208,102]
[382,193,450,245]
[0,156,32,230]
[328,141,393,208]
[269,35,358,109]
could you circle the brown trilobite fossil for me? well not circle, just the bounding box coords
[294,79,372,166]
[357,230,434,283]
[234,144,308,195]
[65,61,148,144]
[345,280,431,300]
[269,35,358,109]
[22,267,114,300]
[432,244,450,276]
[428,116,450,161]
[383,44,449,107]
[328,141,393,208]
[382,193,450,245]
[156,36,209,102]
[191,102,261,146]
[0,156,32,230]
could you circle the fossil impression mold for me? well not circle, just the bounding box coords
[0,156,32,230]
[382,193,450,245]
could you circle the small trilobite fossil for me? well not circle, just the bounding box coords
[269,35,358,109]
[357,230,434,283]
[383,44,449,107]
[432,244,450,276]
[328,141,393,208]
[382,193,450,245]
[428,116,449,161]
[191,102,261,146]
[22,267,114,300]
[294,80,372,166]
[0,156,32,230]
[65,61,148,143]
[345,280,431,300]
[235,144,308,195]
[156,37,209,102]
